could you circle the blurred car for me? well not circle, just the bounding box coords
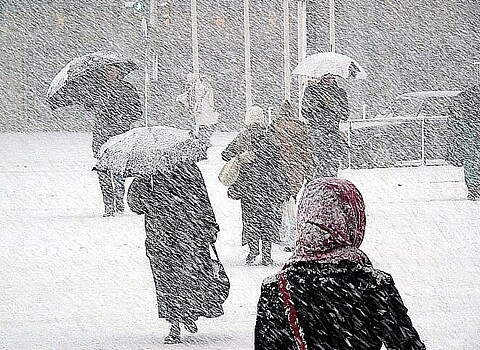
[341,90,462,168]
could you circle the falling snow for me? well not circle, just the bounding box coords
[1,1,479,350]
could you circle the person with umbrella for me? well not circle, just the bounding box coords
[87,64,143,216]
[47,52,143,217]
[93,121,226,343]
[293,52,367,178]
[301,73,349,178]
[127,161,224,344]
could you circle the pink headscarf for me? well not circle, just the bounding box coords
[290,178,370,265]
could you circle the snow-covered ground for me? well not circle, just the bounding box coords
[0,131,479,350]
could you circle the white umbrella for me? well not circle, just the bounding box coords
[292,52,367,80]
[94,126,205,177]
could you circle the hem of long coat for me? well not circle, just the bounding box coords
[157,305,224,322]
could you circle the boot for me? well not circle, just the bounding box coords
[183,320,198,333]
[164,322,181,344]
[115,200,125,213]
[261,241,273,266]
[261,256,274,266]
[103,205,115,217]
[246,241,260,265]
[245,252,259,265]
[467,192,480,201]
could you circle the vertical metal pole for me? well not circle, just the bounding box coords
[191,0,200,79]
[142,16,149,127]
[329,0,335,52]
[297,0,307,116]
[149,0,157,27]
[191,0,200,134]
[421,118,425,165]
[243,0,253,108]
[475,61,480,85]
[283,0,291,101]
[152,52,158,81]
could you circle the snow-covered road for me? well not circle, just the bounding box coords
[0,132,478,349]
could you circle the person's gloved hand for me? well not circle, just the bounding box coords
[209,225,220,243]
[238,150,254,163]
[210,229,217,244]
[208,225,220,244]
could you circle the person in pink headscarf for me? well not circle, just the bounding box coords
[255,178,426,350]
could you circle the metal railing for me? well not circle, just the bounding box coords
[341,115,449,168]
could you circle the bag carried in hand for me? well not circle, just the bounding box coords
[218,156,242,186]
[218,151,254,186]
[210,243,230,304]
[280,197,297,246]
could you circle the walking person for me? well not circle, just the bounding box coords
[127,162,223,344]
[87,64,143,216]
[301,73,349,177]
[447,84,480,200]
[176,73,219,144]
[255,178,426,349]
[270,100,314,251]
[223,106,290,266]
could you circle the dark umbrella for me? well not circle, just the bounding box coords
[46,51,138,110]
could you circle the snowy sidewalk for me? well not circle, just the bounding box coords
[0,132,478,350]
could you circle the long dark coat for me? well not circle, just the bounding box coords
[88,79,143,156]
[127,162,223,323]
[447,85,480,198]
[255,260,426,350]
[302,80,349,176]
[222,126,290,245]
[302,80,349,130]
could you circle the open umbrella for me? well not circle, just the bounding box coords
[93,126,206,177]
[292,52,367,80]
[46,51,138,110]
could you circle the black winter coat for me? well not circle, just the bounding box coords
[89,79,143,156]
[222,126,290,245]
[301,80,349,132]
[255,260,426,350]
[301,81,350,173]
[447,85,480,166]
[127,163,223,322]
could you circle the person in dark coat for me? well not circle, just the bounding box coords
[301,74,349,177]
[447,84,480,200]
[222,106,290,266]
[88,64,143,216]
[127,162,223,344]
[255,178,426,350]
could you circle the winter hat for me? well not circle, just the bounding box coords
[244,105,266,127]
[290,178,369,265]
